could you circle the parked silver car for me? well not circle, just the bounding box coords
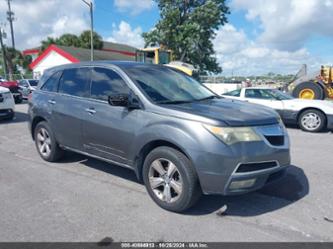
[18,79,39,99]
[28,62,291,212]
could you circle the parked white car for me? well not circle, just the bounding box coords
[222,87,333,132]
[0,86,15,120]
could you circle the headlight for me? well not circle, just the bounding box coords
[203,124,262,145]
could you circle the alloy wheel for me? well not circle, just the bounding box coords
[148,158,183,203]
[36,127,52,157]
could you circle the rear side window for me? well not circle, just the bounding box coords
[41,71,62,92]
[90,67,129,101]
[59,68,90,97]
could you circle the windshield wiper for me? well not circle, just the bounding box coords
[158,100,195,104]
[196,95,220,101]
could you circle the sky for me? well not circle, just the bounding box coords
[0,0,332,76]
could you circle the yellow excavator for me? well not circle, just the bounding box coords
[135,47,196,76]
[288,64,333,100]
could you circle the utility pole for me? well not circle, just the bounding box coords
[82,0,94,61]
[6,0,15,49]
[0,27,8,79]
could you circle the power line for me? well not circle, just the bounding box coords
[6,0,15,49]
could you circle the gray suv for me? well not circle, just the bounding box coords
[28,62,290,212]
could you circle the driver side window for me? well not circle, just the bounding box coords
[90,67,130,101]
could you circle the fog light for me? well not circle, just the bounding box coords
[229,178,256,190]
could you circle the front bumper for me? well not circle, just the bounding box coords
[327,114,333,130]
[0,109,14,120]
[189,124,290,195]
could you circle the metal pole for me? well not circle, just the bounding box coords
[0,29,8,79]
[6,0,15,49]
[90,1,94,61]
[82,0,94,61]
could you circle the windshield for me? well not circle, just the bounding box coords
[29,80,39,86]
[123,65,216,104]
[265,89,294,100]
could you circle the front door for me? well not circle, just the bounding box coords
[244,89,284,111]
[82,67,139,166]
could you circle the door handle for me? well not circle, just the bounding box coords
[85,108,96,114]
[48,100,56,105]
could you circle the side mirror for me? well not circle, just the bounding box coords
[108,92,142,109]
[108,94,129,107]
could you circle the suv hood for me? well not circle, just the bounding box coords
[0,86,10,94]
[165,98,279,126]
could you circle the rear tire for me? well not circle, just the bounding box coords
[34,121,64,162]
[142,146,201,212]
[292,82,325,100]
[298,109,326,132]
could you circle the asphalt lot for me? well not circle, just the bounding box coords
[0,103,332,242]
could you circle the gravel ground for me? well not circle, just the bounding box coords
[0,103,332,242]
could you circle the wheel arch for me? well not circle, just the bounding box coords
[30,116,47,140]
[297,107,327,125]
[133,139,193,182]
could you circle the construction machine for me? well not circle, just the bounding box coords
[288,64,333,100]
[135,47,196,76]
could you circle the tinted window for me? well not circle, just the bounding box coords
[90,67,129,101]
[59,68,90,97]
[19,80,29,87]
[245,89,274,99]
[41,71,62,92]
[29,80,39,86]
[224,89,241,97]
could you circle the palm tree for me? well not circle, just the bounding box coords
[58,34,81,47]
[79,30,103,49]
[41,37,57,52]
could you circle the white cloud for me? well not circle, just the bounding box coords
[106,21,144,48]
[0,0,89,50]
[114,0,153,15]
[231,0,333,51]
[213,24,323,76]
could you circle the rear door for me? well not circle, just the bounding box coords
[82,67,138,165]
[51,67,90,150]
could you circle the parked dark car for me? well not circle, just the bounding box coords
[0,80,23,103]
[28,62,291,212]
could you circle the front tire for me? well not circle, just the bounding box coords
[14,95,23,104]
[34,121,64,162]
[142,146,201,212]
[298,109,326,132]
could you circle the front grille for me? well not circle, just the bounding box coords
[264,135,284,146]
[0,109,10,114]
[236,161,278,173]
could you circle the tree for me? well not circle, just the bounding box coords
[40,30,103,52]
[58,34,81,47]
[41,36,57,52]
[3,47,32,79]
[143,0,229,74]
[79,30,103,49]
